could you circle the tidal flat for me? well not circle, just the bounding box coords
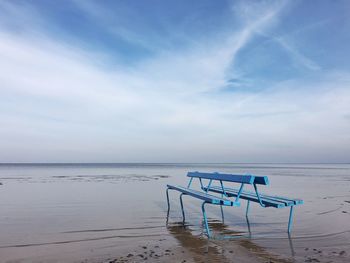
[0,163,349,262]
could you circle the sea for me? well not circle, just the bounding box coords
[0,163,349,262]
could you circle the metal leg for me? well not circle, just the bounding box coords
[166,188,170,211]
[220,205,225,223]
[246,200,250,217]
[201,202,211,238]
[245,216,251,237]
[180,193,186,223]
[287,232,296,257]
[288,206,294,233]
[166,188,170,224]
[220,193,225,223]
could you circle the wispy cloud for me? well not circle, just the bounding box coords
[256,33,321,71]
[0,0,349,162]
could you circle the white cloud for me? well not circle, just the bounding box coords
[0,1,349,162]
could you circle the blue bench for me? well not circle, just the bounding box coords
[166,171,303,237]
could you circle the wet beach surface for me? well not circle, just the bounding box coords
[0,163,349,262]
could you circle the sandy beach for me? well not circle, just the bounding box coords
[0,163,349,263]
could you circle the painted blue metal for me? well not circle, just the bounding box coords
[187,172,255,184]
[201,202,211,237]
[248,191,292,206]
[253,184,266,207]
[220,190,225,223]
[235,183,245,203]
[254,176,269,185]
[219,180,227,197]
[202,184,302,233]
[288,233,296,257]
[213,187,297,207]
[187,177,193,188]
[220,205,225,223]
[255,193,303,205]
[205,179,213,193]
[166,188,170,211]
[245,216,251,237]
[254,192,295,206]
[204,186,286,208]
[199,178,204,189]
[166,187,173,225]
[166,171,302,237]
[246,200,250,217]
[167,185,240,206]
[244,191,294,206]
[288,206,294,233]
[180,193,186,223]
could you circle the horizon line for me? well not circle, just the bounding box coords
[0,162,349,165]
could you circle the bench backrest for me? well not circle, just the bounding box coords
[187,171,269,185]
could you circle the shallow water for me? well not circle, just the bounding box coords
[0,163,349,262]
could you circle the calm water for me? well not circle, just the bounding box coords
[0,163,349,262]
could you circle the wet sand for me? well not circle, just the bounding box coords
[0,163,349,262]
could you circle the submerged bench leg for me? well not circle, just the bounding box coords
[246,200,250,217]
[201,202,211,238]
[245,216,252,236]
[166,188,171,224]
[180,193,186,223]
[288,206,294,233]
[166,188,171,211]
[220,205,225,223]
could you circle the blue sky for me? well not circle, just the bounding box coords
[0,0,349,163]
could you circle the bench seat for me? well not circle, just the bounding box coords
[167,184,240,207]
[204,186,300,208]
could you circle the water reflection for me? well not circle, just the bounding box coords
[167,219,296,263]
[167,221,225,262]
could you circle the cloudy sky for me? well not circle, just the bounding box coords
[0,0,349,163]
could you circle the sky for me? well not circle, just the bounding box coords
[0,0,350,163]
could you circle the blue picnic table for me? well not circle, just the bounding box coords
[166,171,303,237]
